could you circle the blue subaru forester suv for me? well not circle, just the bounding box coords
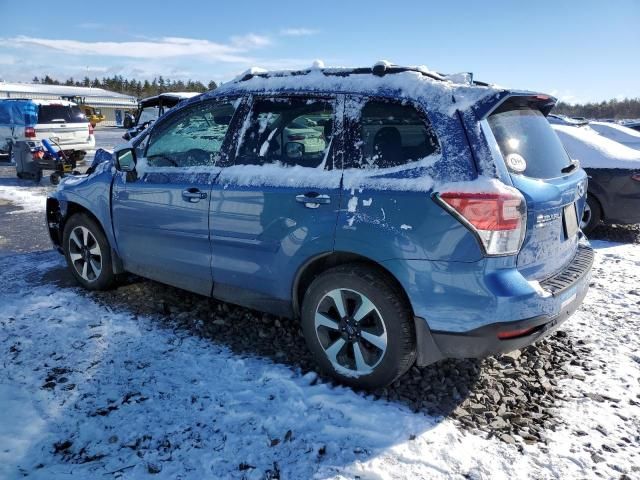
[46,63,593,389]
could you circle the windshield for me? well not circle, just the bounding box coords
[137,106,161,125]
[38,105,87,124]
[488,107,572,179]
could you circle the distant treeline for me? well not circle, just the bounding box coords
[554,98,640,120]
[31,75,218,99]
[27,75,640,118]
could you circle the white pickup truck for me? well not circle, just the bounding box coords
[0,99,95,165]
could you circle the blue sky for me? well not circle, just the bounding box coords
[0,0,637,103]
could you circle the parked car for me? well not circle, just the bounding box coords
[46,64,593,389]
[550,119,640,232]
[0,99,95,165]
[547,113,588,127]
[122,92,200,140]
[621,120,640,132]
[587,121,640,150]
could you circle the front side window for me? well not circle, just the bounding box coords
[236,97,335,168]
[145,101,237,168]
[349,100,439,169]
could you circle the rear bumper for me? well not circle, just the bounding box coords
[428,277,588,359]
[411,244,594,364]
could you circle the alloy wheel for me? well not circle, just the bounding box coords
[68,226,102,282]
[314,288,388,376]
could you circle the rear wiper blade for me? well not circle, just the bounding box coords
[561,159,579,174]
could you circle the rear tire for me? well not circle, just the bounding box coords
[581,196,602,234]
[62,213,116,290]
[301,264,416,389]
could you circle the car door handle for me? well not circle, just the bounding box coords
[296,193,330,208]
[182,188,207,202]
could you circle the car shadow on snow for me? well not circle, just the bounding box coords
[40,257,479,413]
[38,251,578,445]
[6,249,587,478]
[4,250,475,478]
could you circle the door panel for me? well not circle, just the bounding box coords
[112,99,240,295]
[113,171,217,295]
[210,95,344,303]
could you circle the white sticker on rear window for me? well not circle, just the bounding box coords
[505,153,527,173]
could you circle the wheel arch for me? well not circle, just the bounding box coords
[293,251,443,370]
[51,199,124,274]
[292,251,414,319]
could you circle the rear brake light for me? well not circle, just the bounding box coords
[436,188,526,256]
[632,173,640,182]
[88,123,94,135]
[25,127,36,138]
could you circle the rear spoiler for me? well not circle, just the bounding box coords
[471,91,558,119]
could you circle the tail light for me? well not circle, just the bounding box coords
[25,127,36,138]
[88,124,94,135]
[632,173,640,182]
[435,186,527,256]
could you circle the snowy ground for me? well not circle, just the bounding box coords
[0,151,639,478]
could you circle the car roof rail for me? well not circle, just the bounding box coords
[234,61,488,86]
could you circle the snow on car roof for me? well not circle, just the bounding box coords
[2,98,80,107]
[208,63,503,115]
[139,92,201,104]
[552,124,640,169]
[588,121,640,146]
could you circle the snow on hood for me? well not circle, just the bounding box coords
[588,122,640,148]
[551,124,640,170]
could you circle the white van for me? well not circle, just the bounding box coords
[0,99,95,165]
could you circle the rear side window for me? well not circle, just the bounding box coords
[38,105,87,124]
[488,107,572,179]
[348,100,439,169]
[236,97,335,168]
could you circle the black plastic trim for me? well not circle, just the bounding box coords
[539,244,594,296]
[424,278,589,360]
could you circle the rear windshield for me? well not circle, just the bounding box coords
[488,107,572,179]
[38,105,87,124]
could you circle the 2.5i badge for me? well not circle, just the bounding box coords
[506,153,527,173]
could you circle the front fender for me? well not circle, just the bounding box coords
[48,162,118,255]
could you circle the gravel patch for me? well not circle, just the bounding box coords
[68,269,593,448]
[588,223,640,244]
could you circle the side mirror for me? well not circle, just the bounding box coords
[285,142,304,159]
[116,148,136,172]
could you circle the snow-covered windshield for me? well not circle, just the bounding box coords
[488,107,572,179]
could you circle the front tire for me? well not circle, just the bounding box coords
[301,264,416,389]
[63,213,116,290]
